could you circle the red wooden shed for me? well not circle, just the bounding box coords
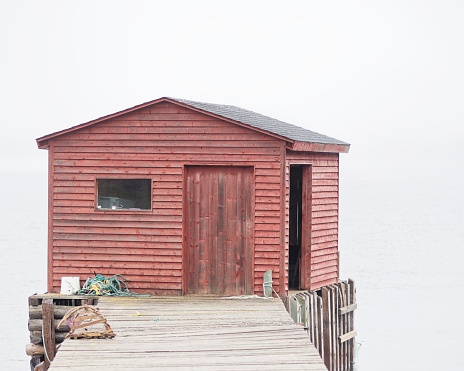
[36,97,349,296]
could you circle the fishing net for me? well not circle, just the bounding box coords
[76,274,147,296]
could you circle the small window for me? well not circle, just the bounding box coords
[96,179,151,210]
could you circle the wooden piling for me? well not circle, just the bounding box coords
[42,299,55,369]
[289,279,357,371]
[27,294,98,371]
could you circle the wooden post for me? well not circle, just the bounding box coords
[340,282,348,371]
[322,286,332,371]
[316,294,323,358]
[331,285,338,371]
[348,279,356,371]
[42,299,55,370]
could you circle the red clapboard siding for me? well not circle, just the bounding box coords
[285,151,340,291]
[48,101,284,295]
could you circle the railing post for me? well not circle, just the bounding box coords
[348,279,356,371]
[322,286,332,370]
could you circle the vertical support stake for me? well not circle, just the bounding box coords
[42,299,55,370]
[322,286,332,371]
[263,270,273,297]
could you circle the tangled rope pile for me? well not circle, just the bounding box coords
[76,274,148,296]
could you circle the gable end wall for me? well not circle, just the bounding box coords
[47,102,284,295]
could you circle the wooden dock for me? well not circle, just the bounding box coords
[49,296,327,370]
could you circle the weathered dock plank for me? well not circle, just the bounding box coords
[50,296,327,370]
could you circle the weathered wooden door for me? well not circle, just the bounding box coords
[299,165,312,290]
[184,166,254,295]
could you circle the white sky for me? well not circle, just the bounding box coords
[1,1,463,181]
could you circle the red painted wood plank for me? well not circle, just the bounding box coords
[53,211,178,220]
[54,184,94,191]
[255,223,280,232]
[252,245,281,252]
[312,234,338,244]
[54,139,281,148]
[254,251,280,259]
[54,166,180,175]
[126,112,220,121]
[54,145,281,156]
[54,193,93,200]
[253,265,280,273]
[312,172,339,180]
[312,229,339,238]
[54,170,182,183]
[312,216,339,225]
[254,202,280,211]
[254,237,281,245]
[311,268,338,281]
[255,230,280,238]
[311,242,339,254]
[312,222,339,231]
[54,219,182,229]
[312,166,340,173]
[82,124,259,135]
[312,192,339,199]
[52,266,183,277]
[54,252,182,267]
[311,252,339,264]
[255,189,281,197]
[55,246,182,256]
[57,132,276,142]
[312,199,339,207]
[312,185,339,193]
[255,216,281,224]
[53,233,183,243]
[312,179,339,186]
[53,226,182,236]
[53,200,94,207]
[312,210,338,218]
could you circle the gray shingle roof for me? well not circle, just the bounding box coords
[171,97,349,146]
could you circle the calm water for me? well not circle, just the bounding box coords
[339,168,464,370]
[1,170,463,370]
[1,172,48,370]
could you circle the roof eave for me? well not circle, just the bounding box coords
[289,141,350,153]
[37,139,49,149]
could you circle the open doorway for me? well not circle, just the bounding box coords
[289,164,311,290]
[289,165,302,289]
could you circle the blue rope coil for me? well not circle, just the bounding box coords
[76,274,148,296]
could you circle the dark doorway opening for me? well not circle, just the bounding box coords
[289,165,303,289]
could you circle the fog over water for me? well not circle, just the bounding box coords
[1,172,47,369]
[339,168,464,370]
[1,1,463,370]
[2,169,463,370]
